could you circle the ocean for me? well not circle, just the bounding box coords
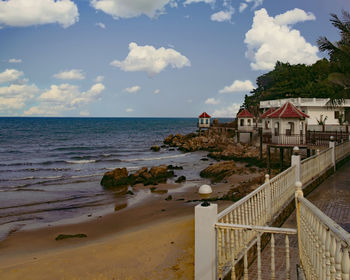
[0,117,215,240]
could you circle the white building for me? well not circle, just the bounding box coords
[260,98,350,125]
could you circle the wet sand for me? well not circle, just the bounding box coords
[0,171,263,279]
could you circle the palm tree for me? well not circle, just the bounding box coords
[317,10,350,105]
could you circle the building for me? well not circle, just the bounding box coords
[265,102,309,145]
[260,98,350,125]
[236,109,254,132]
[198,112,211,129]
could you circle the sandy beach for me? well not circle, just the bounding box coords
[0,177,241,279]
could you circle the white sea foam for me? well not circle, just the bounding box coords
[66,160,96,164]
[122,153,189,162]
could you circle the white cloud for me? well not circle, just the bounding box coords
[212,103,241,117]
[125,108,133,113]
[239,3,248,13]
[9,58,22,63]
[0,0,79,28]
[53,69,85,80]
[91,0,176,19]
[187,99,192,103]
[0,84,38,111]
[111,42,190,76]
[124,85,141,93]
[245,0,263,10]
[205,97,220,105]
[24,83,105,116]
[96,22,106,28]
[244,8,319,71]
[153,89,160,94]
[95,75,104,83]
[219,80,254,93]
[274,8,316,26]
[211,8,234,22]
[0,69,24,84]
[184,0,214,5]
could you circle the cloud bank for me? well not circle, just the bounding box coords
[244,8,319,71]
[0,0,79,28]
[111,42,190,76]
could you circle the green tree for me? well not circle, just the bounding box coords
[318,10,350,104]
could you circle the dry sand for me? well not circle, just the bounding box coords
[0,169,263,279]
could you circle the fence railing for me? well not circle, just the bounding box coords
[296,194,350,280]
[300,148,333,185]
[216,166,296,277]
[215,223,297,280]
[195,138,350,280]
[336,141,350,162]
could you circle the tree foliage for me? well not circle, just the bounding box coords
[244,10,350,108]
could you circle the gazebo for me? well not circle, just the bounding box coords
[261,108,275,133]
[266,101,309,145]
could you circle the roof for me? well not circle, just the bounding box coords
[267,102,309,119]
[236,109,254,118]
[199,112,211,118]
[261,108,276,118]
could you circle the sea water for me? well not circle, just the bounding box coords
[0,117,216,239]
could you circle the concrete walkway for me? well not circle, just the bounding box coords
[248,160,350,279]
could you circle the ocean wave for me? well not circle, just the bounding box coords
[65,160,96,164]
[122,153,189,162]
[71,173,103,179]
[0,176,34,182]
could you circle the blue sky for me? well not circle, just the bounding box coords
[0,0,349,117]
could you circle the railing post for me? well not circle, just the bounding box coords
[291,146,301,183]
[195,202,218,280]
[329,136,336,171]
[265,174,272,220]
[295,181,304,272]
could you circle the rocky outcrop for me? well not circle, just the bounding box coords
[163,132,261,161]
[100,168,129,188]
[101,165,174,188]
[208,143,261,161]
[200,161,238,182]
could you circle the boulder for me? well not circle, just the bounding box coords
[150,145,160,152]
[164,134,174,144]
[200,161,237,182]
[150,165,168,178]
[175,175,186,183]
[101,168,129,188]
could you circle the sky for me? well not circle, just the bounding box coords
[0,0,350,118]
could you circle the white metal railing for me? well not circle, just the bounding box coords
[215,223,297,280]
[300,148,333,185]
[216,166,296,277]
[336,141,350,162]
[296,194,350,279]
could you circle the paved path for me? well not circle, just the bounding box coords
[248,160,350,279]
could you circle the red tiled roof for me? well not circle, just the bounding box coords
[267,102,309,119]
[237,109,254,118]
[261,108,276,118]
[199,112,211,118]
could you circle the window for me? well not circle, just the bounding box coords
[274,122,280,136]
[201,119,203,124]
[248,119,251,126]
[240,119,244,126]
[205,119,208,124]
[335,111,340,119]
